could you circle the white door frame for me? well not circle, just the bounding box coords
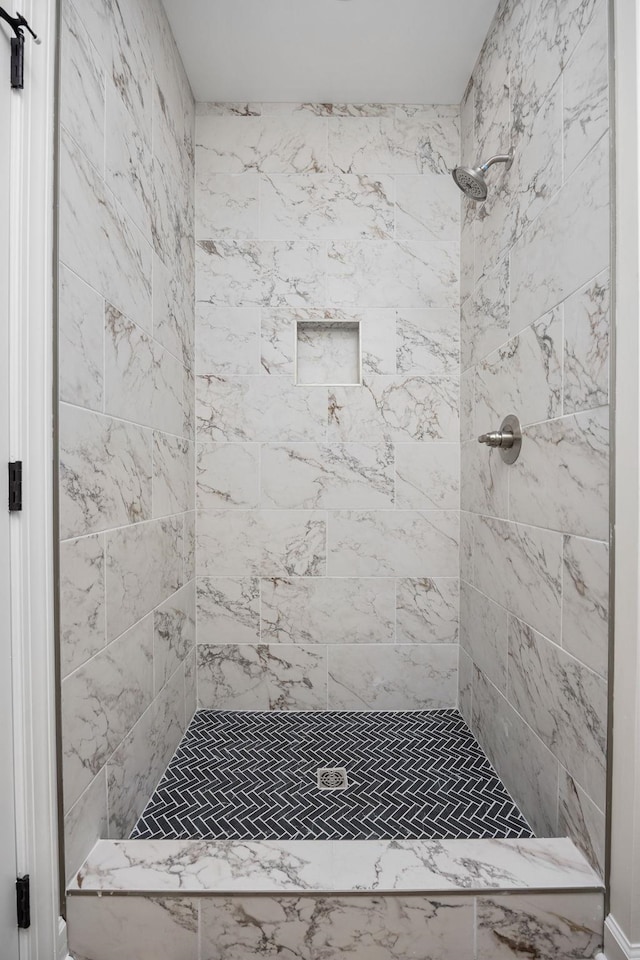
[4,0,65,956]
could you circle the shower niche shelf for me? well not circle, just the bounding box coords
[295,319,362,386]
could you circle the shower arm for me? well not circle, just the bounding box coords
[480,154,513,172]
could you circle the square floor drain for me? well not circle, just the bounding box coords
[317,767,348,790]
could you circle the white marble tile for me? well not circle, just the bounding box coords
[471,667,559,838]
[509,408,609,540]
[328,510,458,578]
[360,309,397,375]
[508,615,607,809]
[458,648,474,725]
[460,581,508,693]
[64,768,107,885]
[59,534,106,678]
[199,895,474,960]
[395,174,460,242]
[261,308,301,375]
[196,305,261,375]
[62,614,154,812]
[396,578,459,644]
[196,172,259,239]
[328,376,458,442]
[109,0,153,148]
[475,309,563,428]
[105,75,153,243]
[153,252,194,369]
[562,536,609,678]
[105,517,183,641]
[460,512,475,584]
[395,443,459,510]
[196,114,328,174]
[197,643,327,711]
[563,0,609,180]
[558,768,606,878]
[328,643,458,710]
[327,113,459,175]
[261,173,394,240]
[476,892,603,960]
[153,582,196,694]
[183,511,196,583]
[67,894,198,960]
[196,240,325,308]
[296,320,360,385]
[153,433,194,517]
[184,646,197,726]
[261,577,395,645]
[197,510,326,577]
[261,442,394,509]
[196,375,327,442]
[327,241,459,309]
[460,440,508,518]
[197,103,262,117]
[460,368,475,441]
[460,259,509,370]
[396,307,460,376]
[474,517,563,644]
[69,0,111,65]
[61,0,105,175]
[59,404,152,540]
[196,442,260,509]
[58,265,104,411]
[197,578,261,644]
[510,134,609,333]
[60,128,152,332]
[563,270,610,414]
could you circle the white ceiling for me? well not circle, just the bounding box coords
[161,0,501,105]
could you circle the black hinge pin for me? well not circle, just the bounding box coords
[16,875,30,929]
[8,461,22,511]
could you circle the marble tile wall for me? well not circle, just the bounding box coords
[458,0,610,876]
[194,102,462,712]
[58,0,195,882]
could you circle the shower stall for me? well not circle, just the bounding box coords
[57,0,611,956]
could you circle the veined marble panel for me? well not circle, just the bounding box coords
[197,510,326,577]
[395,443,459,510]
[153,582,196,694]
[60,129,152,332]
[59,404,152,540]
[563,0,609,181]
[67,0,111,69]
[105,517,183,642]
[396,307,460,376]
[197,103,262,117]
[196,172,260,240]
[196,375,327,442]
[327,240,459,309]
[396,174,460,242]
[261,577,395,645]
[61,0,105,175]
[197,578,261,644]
[562,535,609,678]
[460,258,509,370]
[473,517,562,644]
[196,114,328,174]
[199,895,474,960]
[458,648,473,726]
[185,647,197,726]
[59,533,106,678]
[460,581,508,694]
[183,511,196,583]
[396,578,459,644]
[62,614,154,812]
[460,440,508,519]
[328,376,458,442]
[508,616,607,809]
[110,0,153,148]
[153,433,194,517]
[59,259,104,413]
[261,173,394,240]
[261,442,395,509]
[460,368,475,442]
[460,511,474,583]
[327,510,459,578]
[196,305,261,375]
[558,768,606,877]
[327,113,459,175]
[153,252,194,369]
[196,240,325,308]
[510,133,609,333]
[563,270,610,415]
[475,309,563,428]
[105,75,153,244]
[67,895,198,960]
[63,768,108,885]
[197,643,327,711]
[196,442,260,509]
[471,667,558,838]
[327,644,458,710]
[509,408,609,541]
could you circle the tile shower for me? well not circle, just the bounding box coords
[56,0,612,957]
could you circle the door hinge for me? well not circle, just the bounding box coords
[16,875,30,929]
[8,461,22,511]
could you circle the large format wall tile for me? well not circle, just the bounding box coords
[562,535,609,678]
[197,578,261,644]
[58,264,104,411]
[563,270,610,415]
[196,114,329,174]
[59,534,106,678]
[395,578,459,643]
[395,442,459,509]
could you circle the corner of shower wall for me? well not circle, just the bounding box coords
[457,0,611,878]
[57,0,196,884]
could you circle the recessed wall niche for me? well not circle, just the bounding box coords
[295,320,362,386]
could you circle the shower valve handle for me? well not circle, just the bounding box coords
[478,429,514,448]
[477,415,523,465]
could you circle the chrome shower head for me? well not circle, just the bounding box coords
[452,153,513,201]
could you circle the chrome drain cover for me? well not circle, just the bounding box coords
[317,767,348,790]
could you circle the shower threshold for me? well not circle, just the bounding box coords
[130,709,532,842]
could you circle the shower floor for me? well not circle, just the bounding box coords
[131,709,532,841]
